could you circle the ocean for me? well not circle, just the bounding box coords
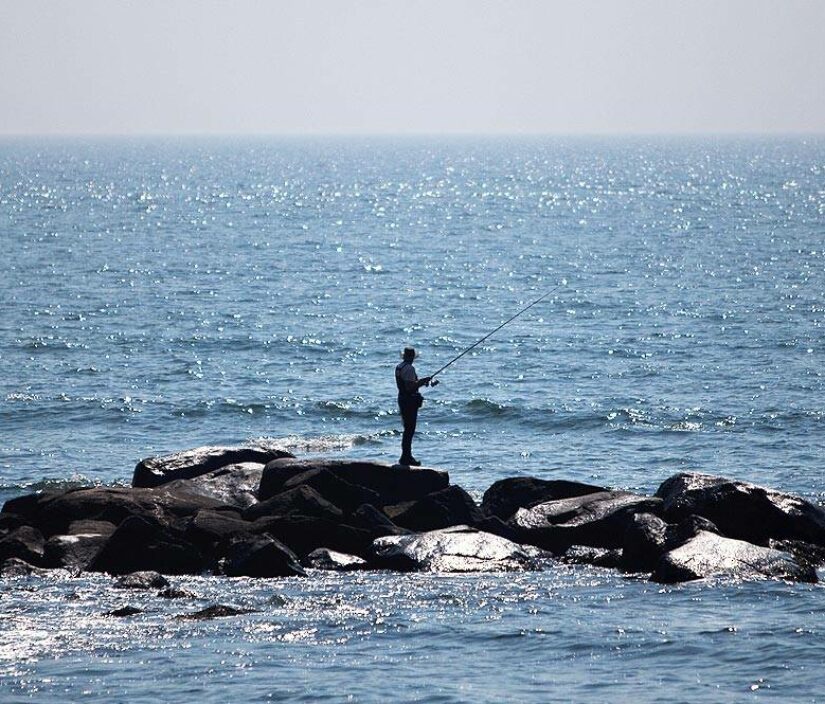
[1,136,823,702]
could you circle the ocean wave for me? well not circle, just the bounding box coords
[252,431,395,454]
[0,474,129,493]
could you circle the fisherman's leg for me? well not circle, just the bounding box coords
[400,404,417,462]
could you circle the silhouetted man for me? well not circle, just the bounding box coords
[395,347,432,466]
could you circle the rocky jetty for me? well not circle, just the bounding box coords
[2,444,824,585]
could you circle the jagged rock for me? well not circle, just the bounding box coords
[113,571,170,590]
[259,458,448,505]
[163,463,265,509]
[482,477,607,521]
[511,491,662,552]
[0,557,49,578]
[652,530,817,583]
[2,486,224,537]
[656,473,825,547]
[385,485,483,532]
[90,516,207,576]
[622,513,670,572]
[769,539,825,571]
[371,525,546,573]
[222,535,306,578]
[185,509,252,548]
[105,606,143,617]
[560,546,624,569]
[177,604,257,620]
[157,586,197,599]
[133,445,293,488]
[67,520,116,537]
[243,485,344,523]
[351,503,398,531]
[44,532,109,572]
[251,515,374,558]
[0,526,46,566]
[279,468,381,513]
[305,548,369,571]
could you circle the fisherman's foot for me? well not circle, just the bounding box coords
[398,456,421,467]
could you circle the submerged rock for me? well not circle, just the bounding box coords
[656,473,825,547]
[305,548,368,571]
[177,604,257,620]
[560,545,623,569]
[113,571,170,590]
[0,557,50,578]
[511,491,662,552]
[163,462,265,509]
[259,458,448,505]
[133,445,293,489]
[105,606,144,617]
[651,530,816,583]
[482,477,607,521]
[371,525,546,573]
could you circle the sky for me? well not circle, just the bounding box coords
[0,0,823,135]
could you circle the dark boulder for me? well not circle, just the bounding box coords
[44,532,109,572]
[385,485,483,532]
[621,513,670,572]
[163,462,265,509]
[560,546,624,569]
[1,491,61,524]
[305,548,368,571]
[89,516,207,576]
[177,604,258,620]
[370,525,546,573]
[482,477,607,521]
[105,606,143,617]
[0,513,27,535]
[351,503,398,531]
[133,445,293,488]
[279,468,381,513]
[222,535,306,578]
[656,473,825,547]
[769,539,825,571]
[651,530,817,583]
[259,458,448,505]
[0,525,46,566]
[113,571,170,590]
[243,485,344,523]
[185,509,252,549]
[511,491,662,552]
[251,515,374,558]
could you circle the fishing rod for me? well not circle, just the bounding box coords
[428,279,566,381]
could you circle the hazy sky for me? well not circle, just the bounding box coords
[1,0,823,135]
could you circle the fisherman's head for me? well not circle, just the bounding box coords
[402,347,416,362]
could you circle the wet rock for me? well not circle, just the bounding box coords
[133,445,293,488]
[305,548,368,571]
[222,535,306,578]
[560,546,623,569]
[177,604,257,620]
[185,509,252,548]
[105,606,143,617]
[385,485,483,532]
[44,532,109,572]
[656,473,825,547]
[0,526,46,566]
[473,516,521,542]
[251,515,375,559]
[351,503,398,531]
[371,525,546,573]
[243,485,344,523]
[0,513,27,535]
[164,462,265,509]
[67,520,117,537]
[651,530,817,583]
[482,477,607,521]
[113,571,170,590]
[0,557,49,578]
[621,513,670,572]
[769,539,825,571]
[157,586,198,599]
[259,458,448,505]
[280,468,381,513]
[511,491,662,552]
[90,516,207,576]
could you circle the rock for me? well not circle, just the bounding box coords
[280,468,381,513]
[157,587,197,599]
[656,473,825,547]
[133,445,293,488]
[385,485,483,532]
[0,526,46,566]
[481,477,607,521]
[1,491,61,523]
[105,606,143,617]
[473,516,521,542]
[259,458,448,505]
[90,516,207,576]
[560,546,624,569]
[44,533,109,572]
[243,485,344,523]
[351,503,398,531]
[0,513,27,535]
[371,525,546,573]
[185,509,252,548]
[251,515,375,558]
[769,539,825,571]
[67,520,117,537]
[621,513,670,572]
[113,571,170,590]
[163,463,265,509]
[222,535,306,578]
[305,548,369,571]
[0,557,49,578]
[177,604,257,620]
[4,486,225,537]
[652,530,817,583]
[511,491,662,552]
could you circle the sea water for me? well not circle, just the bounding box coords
[0,136,823,702]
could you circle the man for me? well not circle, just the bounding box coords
[395,347,434,466]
